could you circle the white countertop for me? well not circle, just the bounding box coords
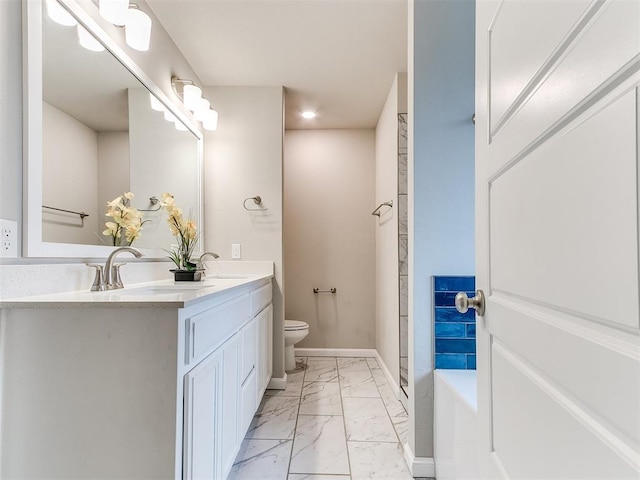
[0,273,273,309]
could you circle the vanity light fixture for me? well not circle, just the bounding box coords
[45,0,77,26]
[193,98,211,121]
[171,77,219,131]
[163,109,178,123]
[98,0,129,26]
[77,24,105,52]
[124,4,152,51]
[301,110,317,119]
[202,109,219,131]
[183,84,203,111]
[174,119,188,131]
[149,92,165,112]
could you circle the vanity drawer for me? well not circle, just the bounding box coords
[186,293,250,366]
[250,283,272,317]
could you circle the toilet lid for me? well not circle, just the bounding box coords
[285,320,308,331]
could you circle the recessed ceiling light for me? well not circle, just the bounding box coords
[301,110,317,119]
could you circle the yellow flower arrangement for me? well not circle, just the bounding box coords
[102,192,145,246]
[161,192,200,270]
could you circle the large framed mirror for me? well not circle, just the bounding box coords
[23,0,203,258]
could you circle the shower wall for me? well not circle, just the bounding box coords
[284,129,376,349]
[375,73,407,387]
[398,113,408,392]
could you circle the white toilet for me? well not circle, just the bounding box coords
[284,320,309,371]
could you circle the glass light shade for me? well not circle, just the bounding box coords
[77,24,105,52]
[99,0,129,26]
[149,93,164,112]
[46,0,77,26]
[202,109,218,131]
[193,98,211,121]
[183,84,202,111]
[125,7,152,51]
[163,109,177,123]
[301,110,317,119]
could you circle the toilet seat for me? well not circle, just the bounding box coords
[285,320,308,331]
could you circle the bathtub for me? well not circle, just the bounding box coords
[434,369,481,479]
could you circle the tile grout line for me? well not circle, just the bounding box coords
[336,357,354,479]
[373,369,405,445]
[285,356,306,478]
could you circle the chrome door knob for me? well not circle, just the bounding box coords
[455,290,486,316]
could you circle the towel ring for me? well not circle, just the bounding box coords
[243,196,268,211]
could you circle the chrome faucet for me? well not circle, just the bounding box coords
[196,252,220,273]
[104,246,144,289]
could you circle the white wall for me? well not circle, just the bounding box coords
[203,86,286,380]
[42,102,100,245]
[0,0,22,222]
[97,131,130,241]
[408,0,476,465]
[375,73,405,385]
[284,129,375,349]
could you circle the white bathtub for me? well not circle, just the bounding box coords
[434,370,480,479]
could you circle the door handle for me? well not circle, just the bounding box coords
[455,290,486,316]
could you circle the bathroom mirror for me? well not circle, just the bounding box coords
[23,0,203,258]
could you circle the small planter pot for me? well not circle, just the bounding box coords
[170,269,204,282]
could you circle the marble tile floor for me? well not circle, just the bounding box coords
[229,357,423,480]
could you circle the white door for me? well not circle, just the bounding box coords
[475,0,640,477]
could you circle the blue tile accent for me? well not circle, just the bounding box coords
[434,276,475,292]
[435,307,475,322]
[435,338,476,354]
[435,353,467,369]
[465,323,476,338]
[435,323,465,338]
[434,275,476,370]
[467,354,476,369]
[434,291,476,307]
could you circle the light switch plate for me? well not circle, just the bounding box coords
[231,243,241,259]
[0,219,18,258]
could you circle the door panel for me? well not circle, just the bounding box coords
[490,0,591,131]
[489,299,640,450]
[489,0,640,155]
[492,346,639,478]
[490,90,639,328]
[476,0,640,477]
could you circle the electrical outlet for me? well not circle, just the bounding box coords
[0,219,18,258]
[231,243,241,259]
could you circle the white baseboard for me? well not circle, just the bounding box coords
[267,373,288,390]
[403,442,435,477]
[295,348,377,358]
[375,351,403,399]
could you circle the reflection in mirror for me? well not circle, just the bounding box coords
[31,0,202,257]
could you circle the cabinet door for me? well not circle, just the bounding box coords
[220,334,241,479]
[265,305,273,389]
[256,304,273,395]
[183,348,222,480]
[240,368,257,437]
[240,316,258,385]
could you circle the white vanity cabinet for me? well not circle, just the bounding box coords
[0,276,273,480]
[178,279,274,480]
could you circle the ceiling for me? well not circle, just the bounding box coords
[145,0,408,130]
